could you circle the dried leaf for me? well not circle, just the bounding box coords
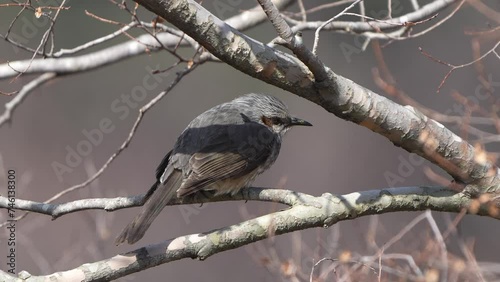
[35,7,42,18]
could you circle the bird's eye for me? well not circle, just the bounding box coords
[261,116,272,127]
[261,116,284,127]
[271,117,283,125]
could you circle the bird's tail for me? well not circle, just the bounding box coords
[115,170,183,245]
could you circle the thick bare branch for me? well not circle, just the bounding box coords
[3,186,494,281]
[3,184,498,219]
[0,187,301,219]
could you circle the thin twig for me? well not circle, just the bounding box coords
[0,73,57,127]
[297,0,306,22]
[53,21,140,57]
[312,0,364,55]
[405,0,465,39]
[309,257,377,282]
[425,210,448,282]
[419,40,500,92]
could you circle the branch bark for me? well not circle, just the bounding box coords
[0,187,299,219]
[4,186,492,221]
[3,186,491,281]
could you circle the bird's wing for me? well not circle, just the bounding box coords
[175,122,276,197]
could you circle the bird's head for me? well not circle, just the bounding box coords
[233,93,312,136]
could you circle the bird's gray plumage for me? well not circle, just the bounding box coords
[115,93,311,245]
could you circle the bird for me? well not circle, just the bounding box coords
[115,93,312,245]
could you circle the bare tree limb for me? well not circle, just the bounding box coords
[0,187,300,219]
[2,184,498,219]
[2,185,495,281]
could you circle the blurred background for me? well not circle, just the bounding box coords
[0,0,499,280]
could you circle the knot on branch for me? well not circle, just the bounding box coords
[463,184,482,198]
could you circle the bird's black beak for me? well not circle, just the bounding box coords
[290,117,312,127]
